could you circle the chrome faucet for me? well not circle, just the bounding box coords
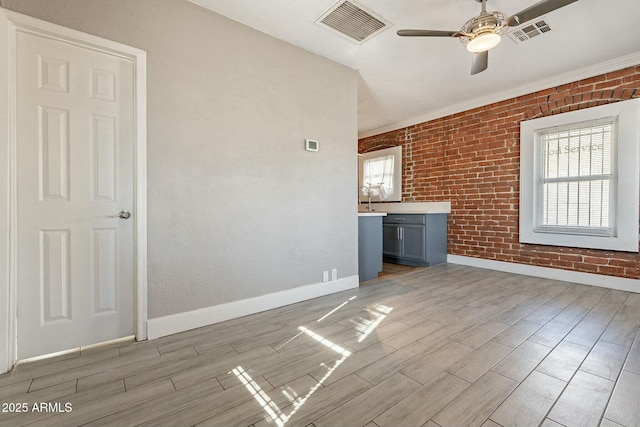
[359,185,374,211]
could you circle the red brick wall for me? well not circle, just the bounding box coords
[359,65,640,279]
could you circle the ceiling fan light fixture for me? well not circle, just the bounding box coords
[466,32,501,52]
[459,10,508,53]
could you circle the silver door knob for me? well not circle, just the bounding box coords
[118,211,131,219]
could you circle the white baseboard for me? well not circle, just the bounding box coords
[447,255,640,293]
[147,275,359,340]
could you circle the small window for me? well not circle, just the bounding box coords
[358,146,402,202]
[520,99,640,252]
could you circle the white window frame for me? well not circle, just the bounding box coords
[358,146,402,202]
[520,99,640,252]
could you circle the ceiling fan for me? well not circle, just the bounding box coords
[397,0,578,75]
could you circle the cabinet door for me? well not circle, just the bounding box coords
[383,224,401,256]
[401,224,426,261]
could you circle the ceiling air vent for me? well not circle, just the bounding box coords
[316,0,389,43]
[508,17,552,44]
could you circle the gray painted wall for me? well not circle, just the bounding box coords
[4,0,358,319]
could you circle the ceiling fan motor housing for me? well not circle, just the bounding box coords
[459,11,509,50]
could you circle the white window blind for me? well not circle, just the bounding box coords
[536,118,616,236]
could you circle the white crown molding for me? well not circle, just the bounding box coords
[359,52,640,139]
[448,255,640,293]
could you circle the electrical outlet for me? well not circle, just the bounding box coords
[331,269,337,280]
[323,271,329,282]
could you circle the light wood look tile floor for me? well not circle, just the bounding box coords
[2,263,640,427]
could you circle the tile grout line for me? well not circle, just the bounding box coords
[539,290,631,427]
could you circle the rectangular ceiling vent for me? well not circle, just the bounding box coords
[508,17,552,44]
[316,0,389,44]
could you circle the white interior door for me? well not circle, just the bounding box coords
[16,30,135,359]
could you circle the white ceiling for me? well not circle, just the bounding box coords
[190,0,640,136]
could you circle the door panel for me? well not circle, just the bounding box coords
[39,106,70,200]
[16,30,135,359]
[401,224,426,261]
[91,115,117,201]
[40,229,71,323]
[91,228,118,314]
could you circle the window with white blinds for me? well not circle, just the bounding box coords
[536,118,615,236]
[519,99,640,252]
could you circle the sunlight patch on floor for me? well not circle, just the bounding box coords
[230,296,393,426]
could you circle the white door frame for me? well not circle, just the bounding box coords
[0,8,148,374]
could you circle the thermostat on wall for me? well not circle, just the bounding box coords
[305,139,319,152]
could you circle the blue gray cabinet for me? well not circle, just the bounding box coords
[358,215,384,281]
[383,213,447,267]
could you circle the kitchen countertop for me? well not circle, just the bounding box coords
[358,201,451,214]
[358,212,387,217]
